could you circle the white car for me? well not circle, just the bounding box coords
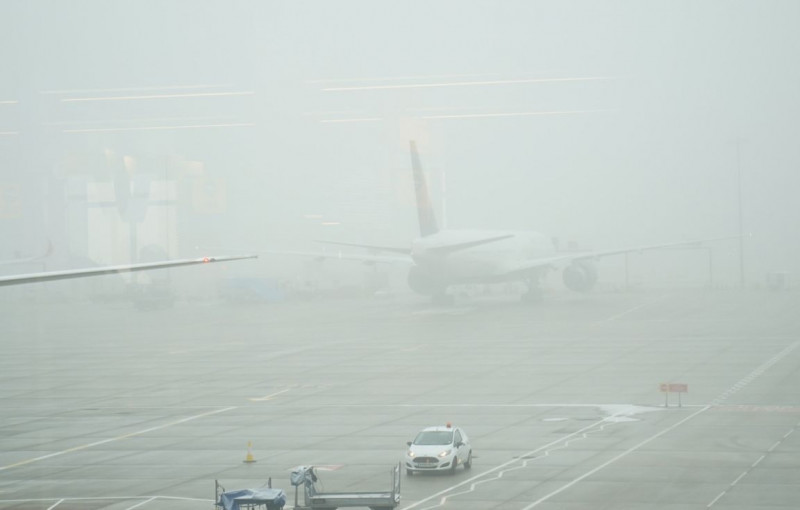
[404,424,472,475]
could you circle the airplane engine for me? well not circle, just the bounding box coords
[407,266,444,296]
[562,261,598,292]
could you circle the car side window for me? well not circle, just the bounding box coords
[454,430,462,444]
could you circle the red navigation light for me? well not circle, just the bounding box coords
[446,422,452,428]
[203,257,210,263]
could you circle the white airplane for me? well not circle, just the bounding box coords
[318,141,733,303]
[0,254,257,287]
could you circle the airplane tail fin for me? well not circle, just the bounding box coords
[409,141,439,237]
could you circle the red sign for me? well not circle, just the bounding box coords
[660,383,688,393]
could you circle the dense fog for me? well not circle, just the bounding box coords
[4,4,800,509]
[2,0,798,291]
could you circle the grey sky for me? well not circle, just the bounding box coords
[2,0,798,282]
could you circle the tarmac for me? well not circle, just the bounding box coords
[1,285,799,509]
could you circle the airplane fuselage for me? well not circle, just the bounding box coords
[408,230,556,294]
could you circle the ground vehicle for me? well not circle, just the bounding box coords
[215,478,286,510]
[404,424,472,475]
[290,464,401,510]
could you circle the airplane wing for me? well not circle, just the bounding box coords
[316,234,515,257]
[0,240,54,266]
[0,254,258,287]
[314,240,411,255]
[264,249,412,265]
[502,236,738,276]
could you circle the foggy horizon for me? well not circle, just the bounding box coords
[4,4,800,510]
[1,1,797,289]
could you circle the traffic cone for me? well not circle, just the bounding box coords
[243,441,257,463]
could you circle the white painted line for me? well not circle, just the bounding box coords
[520,405,711,509]
[707,491,726,508]
[706,344,800,507]
[412,307,475,316]
[0,407,236,472]
[319,118,382,123]
[312,403,674,408]
[42,84,236,94]
[0,496,213,505]
[402,415,615,510]
[314,464,344,471]
[0,497,147,503]
[62,91,254,102]
[413,407,658,510]
[124,497,156,510]
[63,123,254,133]
[46,499,64,510]
[148,496,211,502]
[323,76,611,91]
[422,109,609,120]
[711,341,800,405]
[730,470,748,487]
[601,302,650,322]
[249,389,292,402]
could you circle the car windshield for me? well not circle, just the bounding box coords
[414,431,454,445]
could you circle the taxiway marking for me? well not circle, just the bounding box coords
[408,341,800,509]
[520,405,711,509]
[0,407,236,472]
[711,341,799,405]
[601,302,650,322]
[249,388,292,402]
[526,341,800,509]
[46,499,64,510]
[0,495,213,506]
[706,419,800,508]
[124,496,156,510]
[402,415,616,510]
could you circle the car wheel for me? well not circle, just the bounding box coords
[464,451,472,469]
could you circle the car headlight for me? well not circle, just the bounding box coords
[407,450,415,457]
[438,449,452,458]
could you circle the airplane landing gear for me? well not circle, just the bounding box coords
[522,280,543,303]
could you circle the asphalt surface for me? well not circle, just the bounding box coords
[2,286,799,509]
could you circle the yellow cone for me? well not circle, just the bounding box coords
[243,440,257,463]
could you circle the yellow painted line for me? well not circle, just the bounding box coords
[249,388,291,402]
[0,407,236,472]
